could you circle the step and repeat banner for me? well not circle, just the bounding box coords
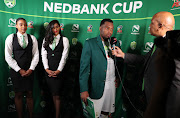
[0,0,180,117]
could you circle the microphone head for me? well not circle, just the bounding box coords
[110,37,117,45]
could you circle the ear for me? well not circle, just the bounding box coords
[99,26,101,31]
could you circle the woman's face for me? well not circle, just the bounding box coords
[16,20,27,34]
[52,23,60,36]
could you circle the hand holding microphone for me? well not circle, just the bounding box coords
[110,37,125,58]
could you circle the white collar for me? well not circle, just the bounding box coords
[17,32,27,37]
[54,34,60,39]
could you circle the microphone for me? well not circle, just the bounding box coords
[110,37,117,50]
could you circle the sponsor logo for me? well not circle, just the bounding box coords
[171,0,180,10]
[8,104,16,112]
[8,18,16,27]
[28,21,34,28]
[40,101,46,108]
[148,26,151,34]
[131,25,140,35]
[119,40,122,47]
[71,24,79,32]
[9,91,15,99]
[44,22,49,29]
[130,41,137,50]
[72,38,78,45]
[143,42,154,52]
[117,25,123,34]
[60,23,64,31]
[4,0,16,8]
[87,25,93,33]
[7,77,13,86]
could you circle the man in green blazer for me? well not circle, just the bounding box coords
[79,19,118,117]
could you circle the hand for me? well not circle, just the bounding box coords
[24,69,33,77]
[112,46,125,58]
[115,78,120,88]
[54,70,61,76]
[45,69,56,77]
[81,91,89,106]
[19,69,26,77]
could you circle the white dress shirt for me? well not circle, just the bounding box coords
[5,32,39,72]
[41,34,70,71]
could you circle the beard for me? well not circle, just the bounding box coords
[102,36,110,41]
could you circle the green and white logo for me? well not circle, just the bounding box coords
[40,101,46,108]
[44,22,49,29]
[4,0,16,8]
[8,18,16,27]
[130,41,137,50]
[9,91,15,99]
[72,38,78,45]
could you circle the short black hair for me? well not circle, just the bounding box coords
[100,18,113,26]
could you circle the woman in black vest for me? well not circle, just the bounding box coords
[41,20,69,118]
[5,18,39,118]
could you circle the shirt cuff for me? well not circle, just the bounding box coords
[14,66,21,72]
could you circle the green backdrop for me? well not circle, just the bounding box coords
[0,0,180,118]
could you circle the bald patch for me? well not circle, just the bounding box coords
[154,11,175,30]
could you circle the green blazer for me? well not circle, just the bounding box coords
[79,35,108,99]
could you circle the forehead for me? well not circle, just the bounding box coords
[17,20,26,24]
[102,21,114,27]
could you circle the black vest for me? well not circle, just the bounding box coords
[10,34,33,79]
[46,36,64,71]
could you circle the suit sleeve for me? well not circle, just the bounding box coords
[79,40,91,93]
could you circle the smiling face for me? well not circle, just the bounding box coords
[52,23,61,36]
[16,19,27,34]
[99,21,114,41]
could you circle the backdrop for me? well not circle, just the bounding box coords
[0,0,180,118]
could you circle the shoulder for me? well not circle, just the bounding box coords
[6,33,14,43]
[6,33,14,39]
[62,36,68,41]
[85,36,98,43]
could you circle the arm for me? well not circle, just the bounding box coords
[5,34,26,76]
[79,40,91,103]
[55,37,70,75]
[24,35,39,76]
[41,39,55,77]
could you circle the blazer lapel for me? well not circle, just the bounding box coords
[96,35,106,58]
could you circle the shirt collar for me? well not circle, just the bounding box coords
[17,32,27,38]
[54,34,60,39]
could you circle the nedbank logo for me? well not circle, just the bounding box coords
[7,77,13,86]
[130,41,137,50]
[87,25,93,33]
[117,25,123,34]
[4,0,16,8]
[8,18,16,27]
[143,42,153,52]
[119,40,122,47]
[171,0,180,10]
[60,23,64,31]
[131,25,140,35]
[71,24,79,32]
[8,104,16,112]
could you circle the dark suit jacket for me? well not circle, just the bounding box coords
[125,45,180,117]
[124,45,158,103]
